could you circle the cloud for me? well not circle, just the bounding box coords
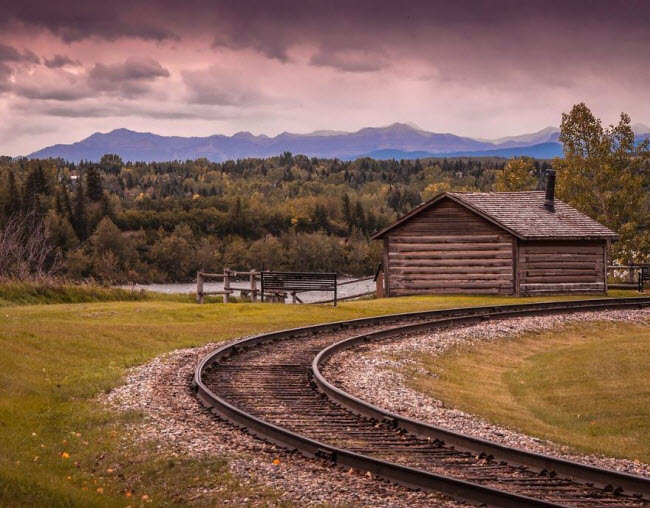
[11,72,92,101]
[0,44,41,91]
[29,102,227,120]
[4,57,170,102]
[44,54,80,68]
[0,63,12,91]
[182,65,266,106]
[2,2,177,42]
[88,57,170,97]
[0,43,40,63]
[309,48,388,73]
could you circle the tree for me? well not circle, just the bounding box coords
[3,171,21,218]
[554,103,650,262]
[494,157,538,191]
[91,217,125,260]
[22,165,49,217]
[72,181,87,240]
[0,212,61,279]
[421,181,451,202]
[85,167,104,202]
[311,203,329,232]
[150,225,194,280]
[98,154,124,175]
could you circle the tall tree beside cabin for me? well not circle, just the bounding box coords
[554,102,650,264]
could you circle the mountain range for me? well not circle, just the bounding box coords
[26,123,650,163]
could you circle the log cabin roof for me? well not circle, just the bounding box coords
[371,191,619,241]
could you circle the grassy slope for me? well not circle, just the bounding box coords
[407,320,650,463]
[0,290,637,506]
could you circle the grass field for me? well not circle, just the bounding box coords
[407,320,650,463]
[0,286,639,506]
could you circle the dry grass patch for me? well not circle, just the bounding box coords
[407,320,650,463]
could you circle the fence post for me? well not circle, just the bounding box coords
[376,268,384,298]
[196,271,204,304]
[250,270,257,302]
[223,268,231,303]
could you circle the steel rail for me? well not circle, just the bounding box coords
[312,304,650,498]
[194,297,650,507]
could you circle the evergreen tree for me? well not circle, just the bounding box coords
[85,167,104,202]
[353,201,365,232]
[61,185,73,218]
[4,171,22,217]
[341,194,352,230]
[72,181,87,240]
[22,165,48,214]
[100,192,113,219]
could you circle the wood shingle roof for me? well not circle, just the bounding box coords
[372,191,619,241]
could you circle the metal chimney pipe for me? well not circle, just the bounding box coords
[544,169,556,212]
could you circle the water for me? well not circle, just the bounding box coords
[119,278,376,303]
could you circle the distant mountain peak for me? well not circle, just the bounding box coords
[26,122,566,162]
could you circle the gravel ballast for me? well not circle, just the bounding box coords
[100,339,460,507]
[323,309,650,479]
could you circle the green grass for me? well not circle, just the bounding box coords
[0,281,189,307]
[0,289,640,506]
[405,320,650,463]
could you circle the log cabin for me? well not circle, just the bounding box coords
[372,171,619,296]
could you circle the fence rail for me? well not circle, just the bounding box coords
[607,265,650,290]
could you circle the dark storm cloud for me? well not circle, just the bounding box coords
[88,58,170,97]
[0,43,39,63]
[44,54,80,68]
[1,2,176,42]
[4,1,650,58]
[2,1,649,84]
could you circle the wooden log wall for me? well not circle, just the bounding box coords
[517,240,606,295]
[386,199,515,296]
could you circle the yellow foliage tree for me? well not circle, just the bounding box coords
[421,182,451,201]
[553,103,650,262]
[494,158,538,192]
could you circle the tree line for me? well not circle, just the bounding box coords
[0,103,648,283]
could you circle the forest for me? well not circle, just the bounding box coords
[0,153,524,282]
[0,104,648,283]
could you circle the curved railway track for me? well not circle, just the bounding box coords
[194,298,650,507]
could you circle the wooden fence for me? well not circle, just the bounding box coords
[196,270,376,304]
[607,265,650,290]
[196,269,260,303]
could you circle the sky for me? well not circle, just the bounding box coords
[0,0,649,156]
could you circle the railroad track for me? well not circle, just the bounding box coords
[194,298,650,507]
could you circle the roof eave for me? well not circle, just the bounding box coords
[520,234,619,241]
